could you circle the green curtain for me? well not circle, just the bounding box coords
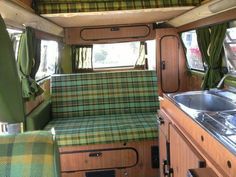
[196,23,227,89]
[135,42,147,69]
[72,45,93,72]
[0,16,25,123]
[17,27,43,100]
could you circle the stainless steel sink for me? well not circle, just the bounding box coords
[171,91,236,112]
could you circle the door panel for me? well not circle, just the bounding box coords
[169,125,205,177]
[160,35,179,93]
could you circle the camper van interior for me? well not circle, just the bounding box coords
[0,0,236,177]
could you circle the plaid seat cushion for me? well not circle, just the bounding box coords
[34,0,201,14]
[0,131,60,177]
[44,113,158,146]
[51,70,159,119]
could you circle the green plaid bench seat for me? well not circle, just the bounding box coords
[0,131,60,177]
[44,113,158,146]
[45,70,159,146]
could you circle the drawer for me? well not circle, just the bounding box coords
[60,148,138,172]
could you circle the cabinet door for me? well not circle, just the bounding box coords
[169,125,205,177]
[159,129,170,177]
[160,35,179,93]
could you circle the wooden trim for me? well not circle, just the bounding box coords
[65,24,155,45]
[178,8,236,32]
[35,30,63,42]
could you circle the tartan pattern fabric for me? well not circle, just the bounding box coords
[0,131,60,177]
[44,113,158,146]
[51,70,159,119]
[34,0,201,14]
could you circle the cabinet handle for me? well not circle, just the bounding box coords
[159,117,165,125]
[162,160,169,176]
[161,60,166,70]
[168,168,174,177]
[89,152,102,157]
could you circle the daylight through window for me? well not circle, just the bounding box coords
[35,40,58,80]
[181,30,204,71]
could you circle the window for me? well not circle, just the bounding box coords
[181,30,204,71]
[7,28,22,59]
[93,42,140,68]
[35,40,58,80]
[223,24,236,73]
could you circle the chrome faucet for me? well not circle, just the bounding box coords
[217,73,236,89]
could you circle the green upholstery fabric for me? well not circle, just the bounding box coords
[44,113,158,146]
[26,100,52,131]
[0,131,60,177]
[34,0,201,14]
[0,15,25,124]
[51,70,159,119]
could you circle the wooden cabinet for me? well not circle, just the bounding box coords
[169,124,205,177]
[160,96,236,177]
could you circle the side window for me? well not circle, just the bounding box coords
[181,30,204,71]
[223,23,236,73]
[7,28,22,60]
[35,40,58,80]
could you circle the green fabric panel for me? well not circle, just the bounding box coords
[0,16,25,123]
[34,0,201,14]
[44,113,158,146]
[0,131,61,177]
[61,45,72,74]
[197,23,227,89]
[26,100,52,131]
[51,70,159,119]
[17,27,43,101]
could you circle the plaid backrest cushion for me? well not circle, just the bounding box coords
[0,131,60,177]
[51,70,159,119]
[34,0,201,14]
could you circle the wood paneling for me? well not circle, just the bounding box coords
[186,72,204,91]
[60,140,159,177]
[169,124,205,177]
[65,24,155,45]
[160,97,236,177]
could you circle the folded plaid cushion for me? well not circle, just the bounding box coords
[0,131,60,177]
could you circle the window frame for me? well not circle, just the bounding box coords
[180,30,205,73]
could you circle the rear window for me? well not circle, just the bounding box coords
[181,30,204,71]
[93,42,140,68]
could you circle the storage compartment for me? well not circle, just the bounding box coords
[60,148,138,172]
